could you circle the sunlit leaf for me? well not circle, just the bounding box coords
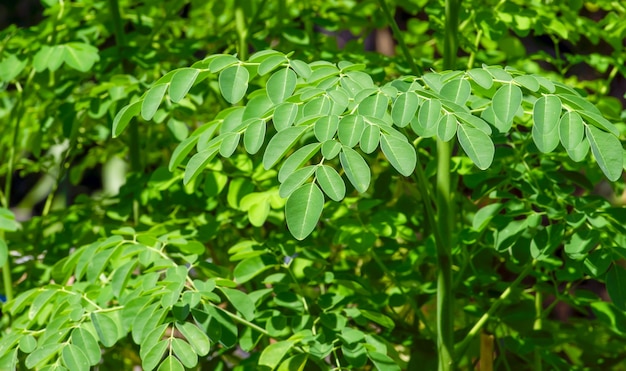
[457,124,494,170]
[175,322,211,356]
[285,183,324,240]
[440,78,471,105]
[491,84,522,132]
[267,68,297,104]
[391,92,419,127]
[259,341,294,369]
[219,64,249,104]
[278,143,322,182]
[263,126,308,169]
[169,68,200,103]
[338,115,366,147]
[141,83,168,120]
[316,165,346,201]
[380,134,416,176]
[112,101,142,138]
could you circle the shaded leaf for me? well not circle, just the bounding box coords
[457,124,494,170]
[532,95,561,153]
[380,134,416,176]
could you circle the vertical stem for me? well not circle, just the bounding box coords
[438,0,459,370]
[533,291,543,371]
[235,0,248,60]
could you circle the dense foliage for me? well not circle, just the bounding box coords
[1,0,625,370]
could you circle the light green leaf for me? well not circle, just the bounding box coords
[175,322,211,356]
[492,84,522,132]
[183,146,219,185]
[414,99,441,138]
[360,124,380,154]
[71,327,100,365]
[219,287,255,320]
[437,114,457,142]
[607,265,626,311]
[141,84,168,121]
[112,101,142,137]
[278,143,322,182]
[25,344,63,369]
[278,354,308,371]
[142,340,169,371]
[454,112,492,135]
[273,102,299,131]
[457,124,494,170]
[391,92,419,127]
[339,146,371,193]
[267,68,297,104]
[513,75,540,92]
[440,78,471,105]
[234,255,276,284]
[0,208,19,231]
[171,338,198,368]
[559,111,584,151]
[19,335,37,353]
[32,46,59,72]
[279,166,317,198]
[579,111,620,136]
[380,134,416,176]
[567,139,589,162]
[259,55,287,75]
[168,135,200,171]
[321,140,342,159]
[358,93,389,119]
[208,54,239,72]
[328,89,350,115]
[532,95,561,153]
[62,344,90,371]
[468,68,493,89]
[219,64,249,104]
[157,356,185,371]
[219,132,241,157]
[290,59,312,79]
[314,115,339,142]
[263,126,308,170]
[63,43,99,72]
[244,119,266,154]
[586,126,623,181]
[259,341,294,369]
[367,350,401,371]
[303,96,331,117]
[338,115,366,147]
[286,183,325,240]
[316,165,346,201]
[91,312,119,348]
[169,68,200,103]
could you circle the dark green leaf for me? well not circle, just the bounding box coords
[607,265,626,311]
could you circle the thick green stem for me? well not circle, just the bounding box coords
[533,290,543,371]
[235,1,248,60]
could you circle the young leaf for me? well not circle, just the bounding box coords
[316,165,346,201]
[491,84,522,132]
[243,119,266,154]
[586,126,623,181]
[263,126,308,170]
[112,101,142,138]
[380,134,416,176]
[267,68,297,104]
[391,92,419,127]
[339,146,371,193]
[532,95,561,153]
[286,183,325,240]
[559,111,584,151]
[169,68,200,103]
[457,124,494,170]
[338,115,366,147]
[141,84,168,120]
[219,64,249,104]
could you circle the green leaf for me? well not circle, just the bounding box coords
[316,165,346,201]
[314,115,339,142]
[360,124,380,154]
[278,143,322,182]
[71,327,100,365]
[141,84,168,120]
[380,134,416,176]
[169,68,200,103]
[244,119,266,154]
[234,255,276,284]
[279,166,317,198]
[360,309,395,329]
[25,344,63,369]
[142,340,168,371]
[63,43,99,72]
[491,84,522,132]
[259,341,293,369]
[0,207,19,231]
[112,101,142,138]
[338,115,366,147]
[290,59,312,79]
[607,265,626,311]
[321,140,342,159]
[259,55,287,75]
[267,68,297,104]
[273,102,299,131]
[457,124,494,170]
[559,111,584,151]
[339,146,371,193]
[209,54,239,72]
[468,68,493,89]
[454,112,492,135]
[157,356,185,371]
[358,93,389,118]
[513,75,540,92]
[367,350,401,371]
[567,139,590,162]
[183,146,219,185]
[579,111,620,136]
[586,126,624,181]
[175,322,211,357]
[19,335,37,353]
[286,183,325,240]
[391,92,419,127]
[171,338,198,368]
[219,287,255,320]
[440,78,471,105]
[263,126,308,170]
[219,132,241,157]
[278,354,308,371]
[437,114,457,142]
[532,95,561,153]
[62,344,90,371]
[219,65,249,104]
[91,312,119,347]
[414,99,440,138]
[168,135,200,171]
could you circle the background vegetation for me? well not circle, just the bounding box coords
[1,0,625,370]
